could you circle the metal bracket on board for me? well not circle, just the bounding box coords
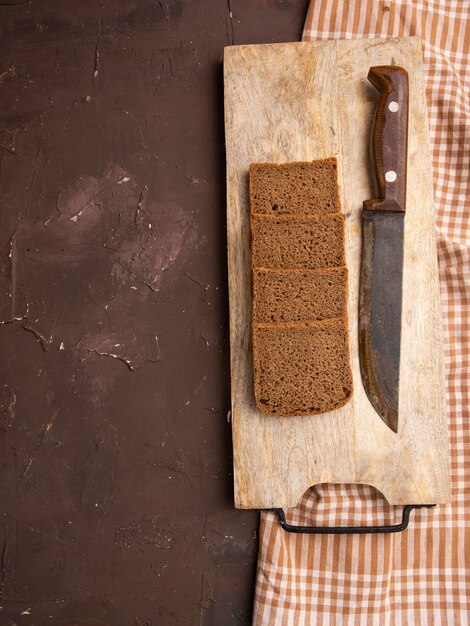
[264,504,436,534]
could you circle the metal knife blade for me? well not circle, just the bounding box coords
[359,65,409,433]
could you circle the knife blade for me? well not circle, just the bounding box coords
[359,65,409,433]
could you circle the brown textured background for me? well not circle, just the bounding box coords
[0,1,307,624]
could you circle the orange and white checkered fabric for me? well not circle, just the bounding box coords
[253,2,470,624]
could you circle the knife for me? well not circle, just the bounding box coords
[359,65,409,433]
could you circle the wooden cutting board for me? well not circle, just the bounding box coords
[224,36,450,510]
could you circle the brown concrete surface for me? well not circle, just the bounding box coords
[0,1,308,624]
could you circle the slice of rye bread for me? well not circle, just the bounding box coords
[249,158,340,216]
[252,320,352,417]
[252,267,348,324]
[251,214,345,270]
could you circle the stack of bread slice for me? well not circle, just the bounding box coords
[249,158,353,416]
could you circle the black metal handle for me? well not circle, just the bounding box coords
[265,504,435,534]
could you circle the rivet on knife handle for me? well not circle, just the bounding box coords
[359,66,409,433]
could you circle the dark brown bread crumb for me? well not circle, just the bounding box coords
[252,320,352,417]
[251,214,345,270]
[248,157,352,417]
[249,159,340,216]
[252,268,348,324]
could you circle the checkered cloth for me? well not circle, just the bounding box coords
[253,2,470,624]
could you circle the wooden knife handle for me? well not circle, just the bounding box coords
[364,66,409,212]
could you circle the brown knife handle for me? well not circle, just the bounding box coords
[364,66,409,213]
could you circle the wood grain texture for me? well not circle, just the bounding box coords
[224,37,450,509]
